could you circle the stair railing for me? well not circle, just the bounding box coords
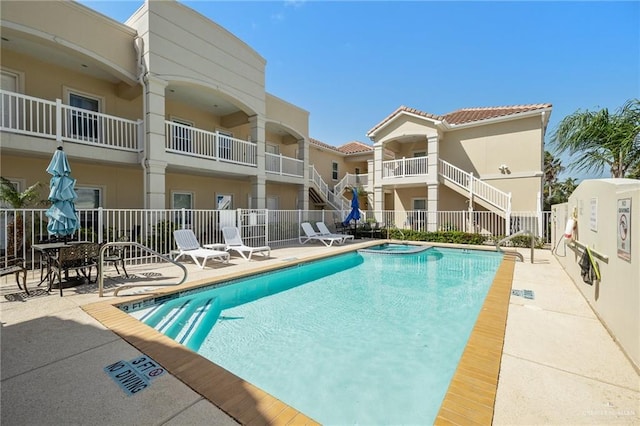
[438,159,511,213]
[98,241,188,296]
[308,165,348,211]
[495,229,535,262]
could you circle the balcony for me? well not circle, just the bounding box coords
[0,90,141,151]
[382,157,429,179]
[265,152,304,177]
[165,121,257,167]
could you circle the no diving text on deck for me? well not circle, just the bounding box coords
[104,355,166,396]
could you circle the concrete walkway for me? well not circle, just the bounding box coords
[1,245,638,425]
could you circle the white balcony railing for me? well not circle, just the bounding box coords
[265,152,304,177]
[165,122,257,167]
[382,157,428,178]
[0,90,141,151]
[334,173,369,196]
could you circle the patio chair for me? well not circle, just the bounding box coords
[50,243,99,296]
[102,235,129,278]
[221,226,271,261]
[316,222,354,244]
[1,256,28,295]
[173,229,230,269]
[300,222,343,247]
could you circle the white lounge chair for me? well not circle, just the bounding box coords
[173,229,230,269]
[316,222,354,244]
[300,222,344,247]
[221,226,271,261]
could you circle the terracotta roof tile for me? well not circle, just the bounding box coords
[338,141,373,154]
[367,103,552,135]
[309,137,342,153]
[443,104,552,125]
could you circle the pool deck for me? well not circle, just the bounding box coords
[1,242,638,425]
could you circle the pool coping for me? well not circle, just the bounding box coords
[82,241,515,425]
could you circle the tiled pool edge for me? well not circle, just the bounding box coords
[83,244,514,425]
[435,255,516,425]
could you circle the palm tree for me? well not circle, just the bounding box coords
[551,99,640,178]
[0,177,44,255]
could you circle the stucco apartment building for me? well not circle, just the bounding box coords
[1,0,551,234]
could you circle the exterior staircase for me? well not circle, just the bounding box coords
[308,160,511,221]
[438,159,511,218]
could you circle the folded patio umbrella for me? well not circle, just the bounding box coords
[343,187,361,226]
[45,147,79,237]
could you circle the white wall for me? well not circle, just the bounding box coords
[552,179,640,369]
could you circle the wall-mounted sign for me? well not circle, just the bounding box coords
[590,197,598,232]
[617,198,631,262]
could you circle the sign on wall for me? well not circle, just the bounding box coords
[617,198,632,262]
[590,197,598,231]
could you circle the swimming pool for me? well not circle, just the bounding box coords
[123,246,502,424]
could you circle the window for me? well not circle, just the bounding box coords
[332,161,339,180]
[76,187,102,208]
[217,130,233,160]
[413,198,427,210]
[216,194,233,210]
[171,118,193,152]
[68,92,100,141]
[172,192,193,225]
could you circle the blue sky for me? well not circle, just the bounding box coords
[80,1,639,180]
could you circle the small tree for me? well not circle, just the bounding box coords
[551,99,640,178]
[0,177,45,254]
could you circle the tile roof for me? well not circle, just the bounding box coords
[443,104,553,125]
[367,103,552,135]
[309,138,373,155]
[338,141,373,154]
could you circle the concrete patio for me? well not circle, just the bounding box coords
[1,243,638,425]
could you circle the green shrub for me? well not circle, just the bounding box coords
[387,229,487,245]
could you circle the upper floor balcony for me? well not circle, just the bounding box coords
[0,90,141,152]
[1,90,305,179]
[381,157,430,184]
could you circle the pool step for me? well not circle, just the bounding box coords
[142,295,222,351]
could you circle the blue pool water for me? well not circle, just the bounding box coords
[125,247,502,424]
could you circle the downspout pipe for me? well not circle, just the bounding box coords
[134,35,149,209]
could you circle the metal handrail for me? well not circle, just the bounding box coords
[98,241,188,297]
[495,229,535,262]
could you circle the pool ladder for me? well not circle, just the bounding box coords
[495,229,535,263]
[97,241,188,296]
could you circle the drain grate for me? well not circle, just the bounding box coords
[511,289,535,300]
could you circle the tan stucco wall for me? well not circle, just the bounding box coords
[552,179,640,369]
[0,154,143,208]
[441,116,543,176]
[265,94,309,138]
[1,0,138,83]
[166,173,252,209]
[1,50,142,120]
[265,183,299,210]
[133,1,266,116]
[309,146,346,186]
[373,114,439,145]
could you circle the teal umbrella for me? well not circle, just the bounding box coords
[45,147,79,237]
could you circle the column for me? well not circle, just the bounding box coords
[298,137,309,210]
[249,115,266,208]
[427,183,438,232]
[144,75,168,209]
[373,142,384,212]
[427,134,439,184]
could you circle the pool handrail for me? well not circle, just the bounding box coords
[495,229,534,262]
[98,241,188,297]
